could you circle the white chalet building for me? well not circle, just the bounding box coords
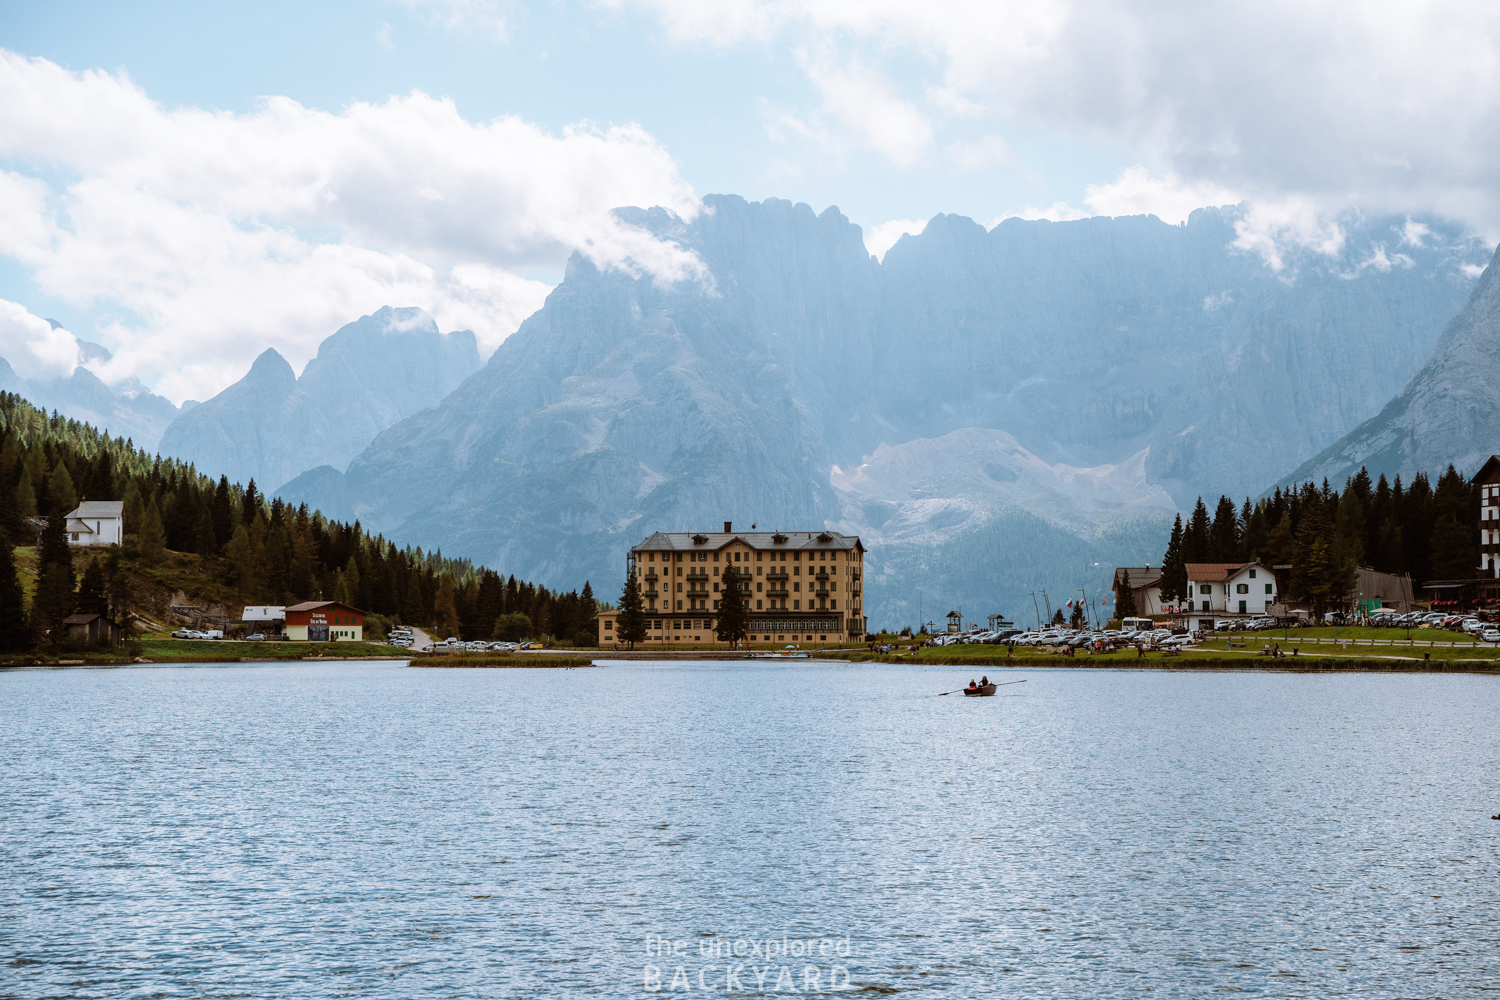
[1184,562,1278,628]
[65,500,124,547]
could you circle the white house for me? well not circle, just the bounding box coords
[1184,562,1278,627]
[65,500,124,547]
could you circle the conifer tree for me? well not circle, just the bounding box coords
[1050,607,1065,626]
[77,557,108,615]
[49,461,77,517]
[15,466,36,521]
[1116,570,1138,618]
[0,531,28,649]
[139,495,167,562]
[714,563,748,646]
[1208,495,1241,561]
[1159,515,1186,602]
[195,502,217,559]
[121,480,143,538]
[616,574,646,648]
[106,545,131,622]
[1184,498,1211,563]
[434,573,459,637]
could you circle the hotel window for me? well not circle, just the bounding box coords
[794,600,800,609]
[1236,584,1248,594]
[1265,584,1273,594]
[1199,585,1210,595]
[831,600,837,610]
[757,600,762,609]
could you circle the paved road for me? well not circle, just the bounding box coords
[406,627,433,650]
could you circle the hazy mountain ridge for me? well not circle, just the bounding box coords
[158,306,481,492]
[0,348,181,452]
[1278,241,1500,489]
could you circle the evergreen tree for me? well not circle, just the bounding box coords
[1116,570,1138,618]
[1050,607,1066,626]
[226,523,254,589]
[32,564,74,646]
[194,502,217,559]
[0,530,28,650]
[1068,602,1085,628]
[15,466,36,522]
[106,545,131,622]
[77,557,108,615]
[433,573,459,637]
[212,475,235,544]
[616,574,647,648]
[49,461,77,517]
[241,478,261,526]
[1208,495,1241,561]
[714,563,748,645]
[1159,515,1186,602]
[1184,498,1211,563]
[576,580,598,646]
[121,479,143,538]
[139,495,166,562]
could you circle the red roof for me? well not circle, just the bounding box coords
[284,600,367,615]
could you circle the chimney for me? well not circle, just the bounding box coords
[724,521,733,533]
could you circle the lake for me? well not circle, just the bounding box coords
[2,660,1496,997]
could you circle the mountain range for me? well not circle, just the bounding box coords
[1280,240,1500,489]
[158,306,480,494]
[5,197,1492,626]
[0,333,180,451]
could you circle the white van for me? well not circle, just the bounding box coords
[1121,617,1153,631]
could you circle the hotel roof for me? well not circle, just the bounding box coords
[634,530,863,552]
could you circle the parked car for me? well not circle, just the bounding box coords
[1483,629,1500,644]
[245,633,265,641]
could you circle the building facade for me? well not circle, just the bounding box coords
[598,523,866,646]
[1111,566,1164,615]
[65,500,124,547]
[1184,562,1278,629]
[284,601,365,641]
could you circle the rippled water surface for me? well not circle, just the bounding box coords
[3,660,1499,997]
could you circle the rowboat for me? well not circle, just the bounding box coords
[748,651,810,659]
[963,683,997,697]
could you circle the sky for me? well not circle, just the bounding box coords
[2,0,1499,402]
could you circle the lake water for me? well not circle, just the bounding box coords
[2,660,1497,998]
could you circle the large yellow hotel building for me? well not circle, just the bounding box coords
[597,522,867,646]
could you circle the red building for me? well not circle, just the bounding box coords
[284,601,366,642]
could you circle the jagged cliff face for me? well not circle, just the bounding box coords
[339,196,1484,623]
[158,306,480,491]
[1280,242,1500,488]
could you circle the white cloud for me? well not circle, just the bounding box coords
[993,202,1091,224]
[1081,167,1238,225]
[1230,198,1347,272]
[0,299,81,381]
[619,0,1500,232]
[864,218,927,260]
[0,51,704,401]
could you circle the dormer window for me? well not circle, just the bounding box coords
[692,534,708,545]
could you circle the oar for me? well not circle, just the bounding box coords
[939,679,1027,695]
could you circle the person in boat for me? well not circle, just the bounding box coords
[979,675,989,688]
[967,679,978,691]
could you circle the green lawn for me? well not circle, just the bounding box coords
[138,636,401,661]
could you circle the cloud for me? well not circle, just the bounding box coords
[0,51,703,401]
[619,0,1500,232]
[1081,167,1238,225]
[0,299,81,381]
[864,218,927,260]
